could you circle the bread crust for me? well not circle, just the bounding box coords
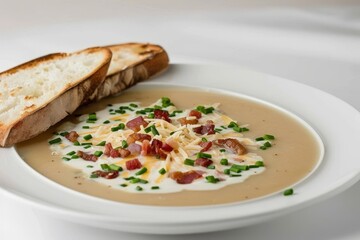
[0,47,112,147]
[88,43,169,102]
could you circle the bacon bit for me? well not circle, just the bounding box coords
[92,170,119,179]
[161,143,173,152]
[189,110,202,119]
[65,131,79,142]
[214,138,247,155]
[77,151,98,162]
[127,133,151,144]
[154,109,172,123]
[178,117,198,126]
[193,121,215,135]
[126,158,142,170]
[195,158,213,168]
[127,143,142,155]
[151,139,167,159]
[199,141,212,152]
[169,170,203,184]
[118,147,131,158]
[141,139,151,156]
[104,143,130,158]
[126,116,148,132]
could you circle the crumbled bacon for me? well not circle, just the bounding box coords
[77,151,98,162]
[169,170,203,184]
[195,158,213,168]
[126,158,142,170]
[141,139,151,156]
[126,116,148,132]
[104,143,130,158]
[127,143,142,155]
[151,139,167,159]
[118,147,131,158]
[154,109,171,123]
[193,120,215,135]
[189,110,202,119]
[161,143,173,152]
[199,141,212,152]
[92,170,119,179]
[126,133,151,144]
[178,117,198,126]
[214,138,247,155]
[65,131,79,142]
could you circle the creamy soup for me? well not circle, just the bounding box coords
[16,86,322,206]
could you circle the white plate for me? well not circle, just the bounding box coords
[0,64,359,234]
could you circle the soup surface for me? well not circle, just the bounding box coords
[16,86,322,206]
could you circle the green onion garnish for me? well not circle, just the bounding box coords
[264,134,275,140]
[228,121,238,128]
[73,141,80,146]
[86,120,96,124]
[136,186,143,191]
[115,109,125,114]
[111,127,120,132]
[159,168,166,175]
[196,106,214,114]
[201,137,208,142]
[103,120,110,124]
[83,145,91,149]
[130,103,138,108]
[48,138,61,145]
[255,161,264,167]
[86,165,93,168]
[59,131,69,137]
[229,164,248,173]
[161,97,174,107]
[215,128,223,132]
[97,141,106,146]
[88,113,97,120]
[219,149,226,153]
[83,134,92,140]
[264,141,272,147]
[207,165,215,169]
[66,151,76,156]
[124,176,135,181]
[224,169,230,175]
[120,183,127,187]
[196,152,212,159]
[101,164,111,171]
[121,140,128,148]
[118,123,125,130]
[220,158,228,165]
[90,173,99,178]
[151,186,160,190]
[205,175,219,183]
[109,164,122,172]
[184,159,195,166]
[135,167,147,176]
[147,113,155,118]
[94,151,103,157]
[144,126,152,133]
[136,110,146,115]
[81,142,92,146]
[283,188,294,196]
[82,126,90,129]
[129,178,140,184]
[151,125,159,136]
[62,157,71,161]
[233,127,249,133]
[255,137,264,141]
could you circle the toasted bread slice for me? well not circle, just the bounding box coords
[88,43,169,101]
[0,47,112,147]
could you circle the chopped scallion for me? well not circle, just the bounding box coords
[184,159,195,166]
[159,168,166,175]
[94,151,103,157]
[48,138,61,145]
[220,158,228,165]
[135,167,147,176]
[83,134,92,140]
[283,188,294,196]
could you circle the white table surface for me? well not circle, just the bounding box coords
[0,1,359,239]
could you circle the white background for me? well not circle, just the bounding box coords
[0,1,359,239]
